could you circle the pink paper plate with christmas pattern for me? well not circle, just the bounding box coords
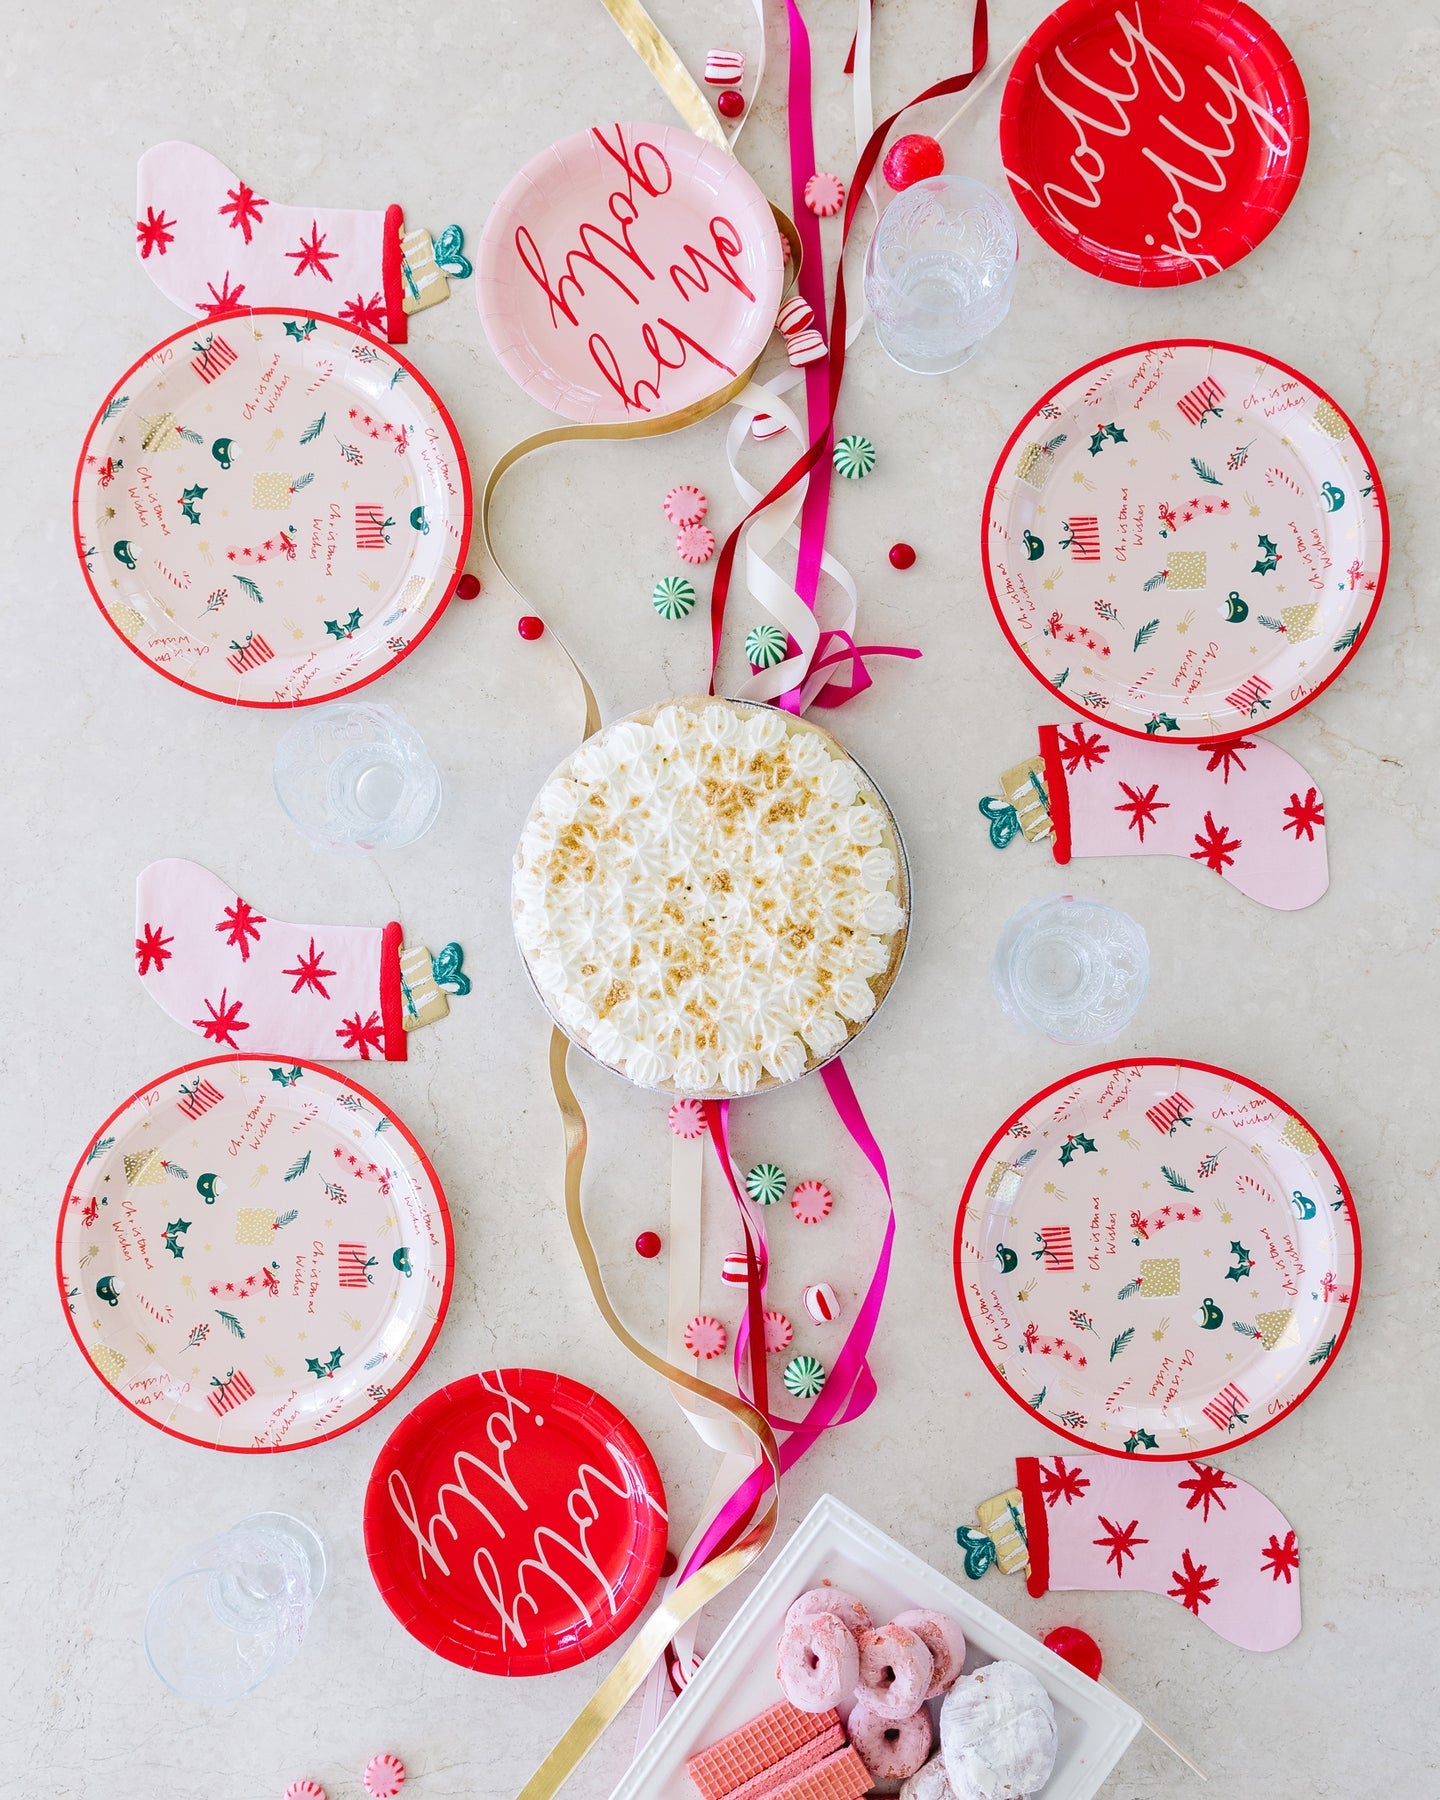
[56,1055,452,1451]
[954,1059,1360,1460]
[363,1368,669,1674]
[477,122,784,424]
[73,311,472,706]
[983,340,1388,742]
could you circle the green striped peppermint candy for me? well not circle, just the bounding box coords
[783,1353,826,1400]
[652,576,697,620]
[832,434,875,479]
[745,1162,788,1206]
[745,623,788,668]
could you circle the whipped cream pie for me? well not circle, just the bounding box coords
[513,698,908,1096]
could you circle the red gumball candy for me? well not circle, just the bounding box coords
[889,542,916,569]
[635,1231,663,1259]
[882,134,945,192]
[1043,1625,1103,1681]
[455,572,482,600]
[717,89,745,119]
[517,615,545,640]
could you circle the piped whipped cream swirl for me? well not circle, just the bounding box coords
[513,700,906,1093]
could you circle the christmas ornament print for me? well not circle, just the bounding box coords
[57,1056,452,1451]
[954,1059,1358,1459]
[783,1354,827,1399]
[1000,0,1308,287]
[652,576,697,620]
[745,1162,788,1206]
[984,341,1386,741]
[832,435,876,480]
[75,313,471,707]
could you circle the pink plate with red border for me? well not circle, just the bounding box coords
[1000,0,1308,285]
[57,1055,452,1452]
[73,310,472,706]
[476,122,783,425]
[364,1368,669,1674]
[954,1059,1360,1460]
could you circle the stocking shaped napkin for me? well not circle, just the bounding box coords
[986,723,1328,911]
[1008,1453,1301,1651]
[136,142,410,340]
[135,858,467,1061]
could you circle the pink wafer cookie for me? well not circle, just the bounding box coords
[776,296,815,337]
[767,1746,872,1800]
[686,1702,840,1800]
[790,1180,833,1224]
[725,1725,846,1800]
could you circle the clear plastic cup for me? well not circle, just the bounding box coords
[143,1512,326,1703]
[273,701,441,852]
[992,896,1149,1046]
[864,174,1019,375]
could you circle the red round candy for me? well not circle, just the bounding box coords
[660,1549,678,1577]
[1043,1625,1103,1681]
[455,572,482,600]
[717,89,745,119]
[889,542,916,569]
[635,1231,662,1259]
[882,134,945,192]
[517,615,545,640]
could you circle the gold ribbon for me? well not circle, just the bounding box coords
[595,0,730,149]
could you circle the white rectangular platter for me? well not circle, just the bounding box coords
[613,1494,1140,1800]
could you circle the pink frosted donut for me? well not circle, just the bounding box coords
[776,1612,861,1713]
[848,1701,935,1782]
[891,1608,967,1697]
[783,1585,873,1636]
[855,1623,935,1721]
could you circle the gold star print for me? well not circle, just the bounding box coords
[1081,1283,1091,1293]
[1008,1217,1019,1227]
[1203,1248,1212,1257]
[1141,1181,1150,1190]
[1251,1289,1260,1299]
[1179,1427,1190,1440]
[1042,578,1056,590]
[192,1366,201,1375]
[1229,543,1239,551]
[1128,458,1137,467]
[1226,1352,1234,1360]
[298,1332,307,1341]
[1107,574,1117,583]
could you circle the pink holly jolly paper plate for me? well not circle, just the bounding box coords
[954,1060,1360,1460]
[56,1055,453,1452]
[74,310,472,706]
[477,123,784,424]
[983,340,1388,741]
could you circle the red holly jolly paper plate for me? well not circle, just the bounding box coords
[74,311,472,705]
[56,1055,452,1451]
[477,123,784,425]
[364,1369,669,1674]
[954,1060,1360,1460]
[984,340,1387,741]
[1000,0,1308,285]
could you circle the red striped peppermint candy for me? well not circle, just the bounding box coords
[720,1251,751,1286]
[363,1755,406,1799]
[776,296,815,338]
[284,1783,327,1800]
[786,327,827,367]
[751,412,787,440]
[764,1309,794,1352]
[803,1282,840,1324]
[704,49,745,84]
[790,1180,833,1224]
[668,1098,706,1140]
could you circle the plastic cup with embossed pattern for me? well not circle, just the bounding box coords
[273,701,442,852]
[143,1512,326,1702]
[992,896,1148,1045]
[864,174,1019,374]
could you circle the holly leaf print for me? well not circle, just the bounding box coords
[1109,1327,1135,1361]
[299,413,326,445]
[1132,619,1160,651]
[305,1346,344,1380]
[284,1152,311,1182]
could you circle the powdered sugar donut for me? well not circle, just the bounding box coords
[900,1754,955,1800]
[776,1611,861,1713]
[783,1584,873,1636]
[891,1608,967,1696]
[849,1702,935,1782]
[855,1623,934,1721]
[939,1660,1058,1800]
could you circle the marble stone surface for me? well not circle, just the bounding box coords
[4,2,1437,1796]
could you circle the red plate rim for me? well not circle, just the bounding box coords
[999,0,1309,286]
[54,1052,455,1454]
[72,309,475,709]
[981,337,1390,742]
[362,1368,669,1674]
[952,1056,1362,1461]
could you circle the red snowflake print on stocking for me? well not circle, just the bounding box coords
[1094,1516,1149,1576]
[136,205,176,259]
[135,922,174,976]
[1167,1547,1219,1614]
[1190,811,1241,873]
[1115,780,1169,842]
[284,938,336,998]
[194,988,249,1048]
[1037,1456,1091,1508]
[337,1011,385,1058]
[1282,788,1325,842]
[217,898,266,961]
[340,292,388,334]
[197,272,246,316]
[1178,1461,1236,1523]
[1261,1530,1300,1584]
[1200,739,1255,784]
[1058,724,1110,774]
[287,221,338,280]
[218,181,268,243]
